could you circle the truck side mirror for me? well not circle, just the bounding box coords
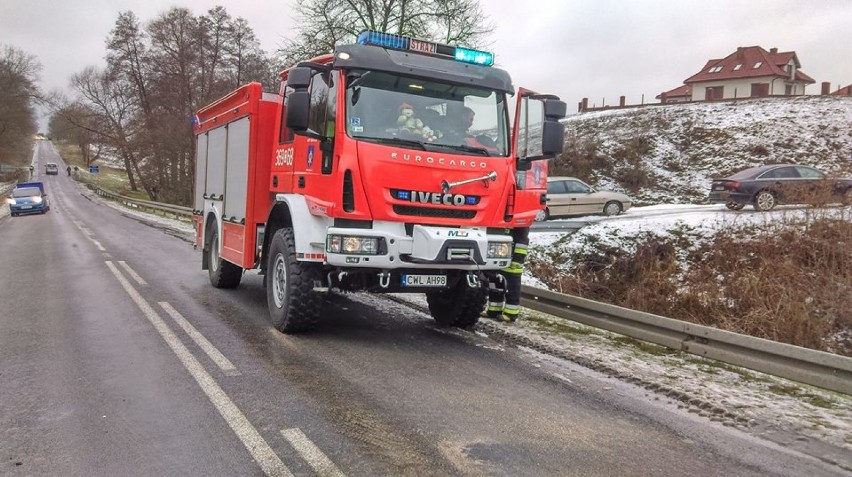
[541,121,565,156]
[286,91,311,132]
[287,67,312,90]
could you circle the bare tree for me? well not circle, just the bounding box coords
[276,0,494,67]
[48,102,104,167]
[0,45,40,165]
[71,66,150,195]
[60,7,277,205]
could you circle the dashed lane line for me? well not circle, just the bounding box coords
[158,301,240,376]
[105,261,293,477]
[118,260,147,285]
[280,428,347,477]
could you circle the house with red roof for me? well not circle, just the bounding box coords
[656,85,692,104]
[678,46,815,101]
[832,84,852,96]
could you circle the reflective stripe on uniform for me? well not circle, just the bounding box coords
[502,304,520,316]
[513,243,529,255]
[486,302,503,312]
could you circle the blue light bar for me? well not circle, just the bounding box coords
[466,196,477,205]
[357,31,409,50]
[397,191,410,200]
[455,47,494,66]
[356,30,493,67]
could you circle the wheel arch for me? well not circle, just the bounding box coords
[260,195,330,272]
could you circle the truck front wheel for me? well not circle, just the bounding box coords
[266,227,321,333]
[207,227,242,288]
[426,278,486,328]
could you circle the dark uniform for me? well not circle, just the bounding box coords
[483,226,530,322]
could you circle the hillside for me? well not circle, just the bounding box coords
[554,95,852,205]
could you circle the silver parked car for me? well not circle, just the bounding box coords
[538,177,632,220]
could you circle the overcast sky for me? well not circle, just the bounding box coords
[2,0,851,128]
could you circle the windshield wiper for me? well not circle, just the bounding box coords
[444,144,490,156]
[355,136,426,150]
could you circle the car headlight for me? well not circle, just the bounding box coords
[327,235,381,255]
[32,196,43,204]
[487,241,512,259]
[6,198,16,205]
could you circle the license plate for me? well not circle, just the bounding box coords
[713,185,725,191]
[401,274,446,287]
[21,205,32,209]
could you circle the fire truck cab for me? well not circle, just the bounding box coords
[194,30,566,333]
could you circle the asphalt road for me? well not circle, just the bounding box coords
[0,142,845,476]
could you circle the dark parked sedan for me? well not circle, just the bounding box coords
[709,164,852,211]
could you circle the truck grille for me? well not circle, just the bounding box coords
[393,205,476,219]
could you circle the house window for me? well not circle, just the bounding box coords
[751,83,769,97]
[708,66,723,73]
[753,62,762,69]
[733,64,742,71]
[705,86,724,101]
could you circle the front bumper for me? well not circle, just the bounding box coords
[10,203,47,215]
[324,222,512,270]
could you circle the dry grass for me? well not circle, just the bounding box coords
[528,209,852,356]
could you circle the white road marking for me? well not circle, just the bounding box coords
[91,239,106,252]
[105,261,293,477]
[158,302,240,376]
[280,428,347,477]
[118,260,147,285]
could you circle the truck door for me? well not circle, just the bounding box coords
[511,88,565,225]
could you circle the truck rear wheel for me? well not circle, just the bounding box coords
[266,227,321,333]
[207,227,242,288]
[426,278,486,328]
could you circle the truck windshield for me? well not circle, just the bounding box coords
[345,70,509,157]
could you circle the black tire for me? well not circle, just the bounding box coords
[426,279,487,328]
[725,201,745,211]
[207,226,242,289]
[603,201,623,216]
[266,227,322,333]
[753,190,776,211]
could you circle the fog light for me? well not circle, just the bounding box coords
[487,241,512,258]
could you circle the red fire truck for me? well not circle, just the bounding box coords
[193,30,566,333]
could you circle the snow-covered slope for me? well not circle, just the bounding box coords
[558,95,852,205]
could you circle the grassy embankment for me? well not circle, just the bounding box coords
[54,142,149,201]
[528,208,852,357]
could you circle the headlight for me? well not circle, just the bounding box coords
[32,196,43,204]
[487,241,512,259]
[6,198,15,205]
[327,235,381,255]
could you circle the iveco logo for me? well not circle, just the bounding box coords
[392,189,479,206]
[413,191,467,206]
[390,152,487,170]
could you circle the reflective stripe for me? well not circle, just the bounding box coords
[502,306,520,317]
[514,244,529,255]
[487,303,503,312]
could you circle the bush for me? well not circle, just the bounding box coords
[529,213,852,356]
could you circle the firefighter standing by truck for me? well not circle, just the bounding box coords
[482,158,548,323]
[483,226,530,322]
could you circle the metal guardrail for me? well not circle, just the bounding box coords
[520,285,852,395]
[86,184,192,220]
